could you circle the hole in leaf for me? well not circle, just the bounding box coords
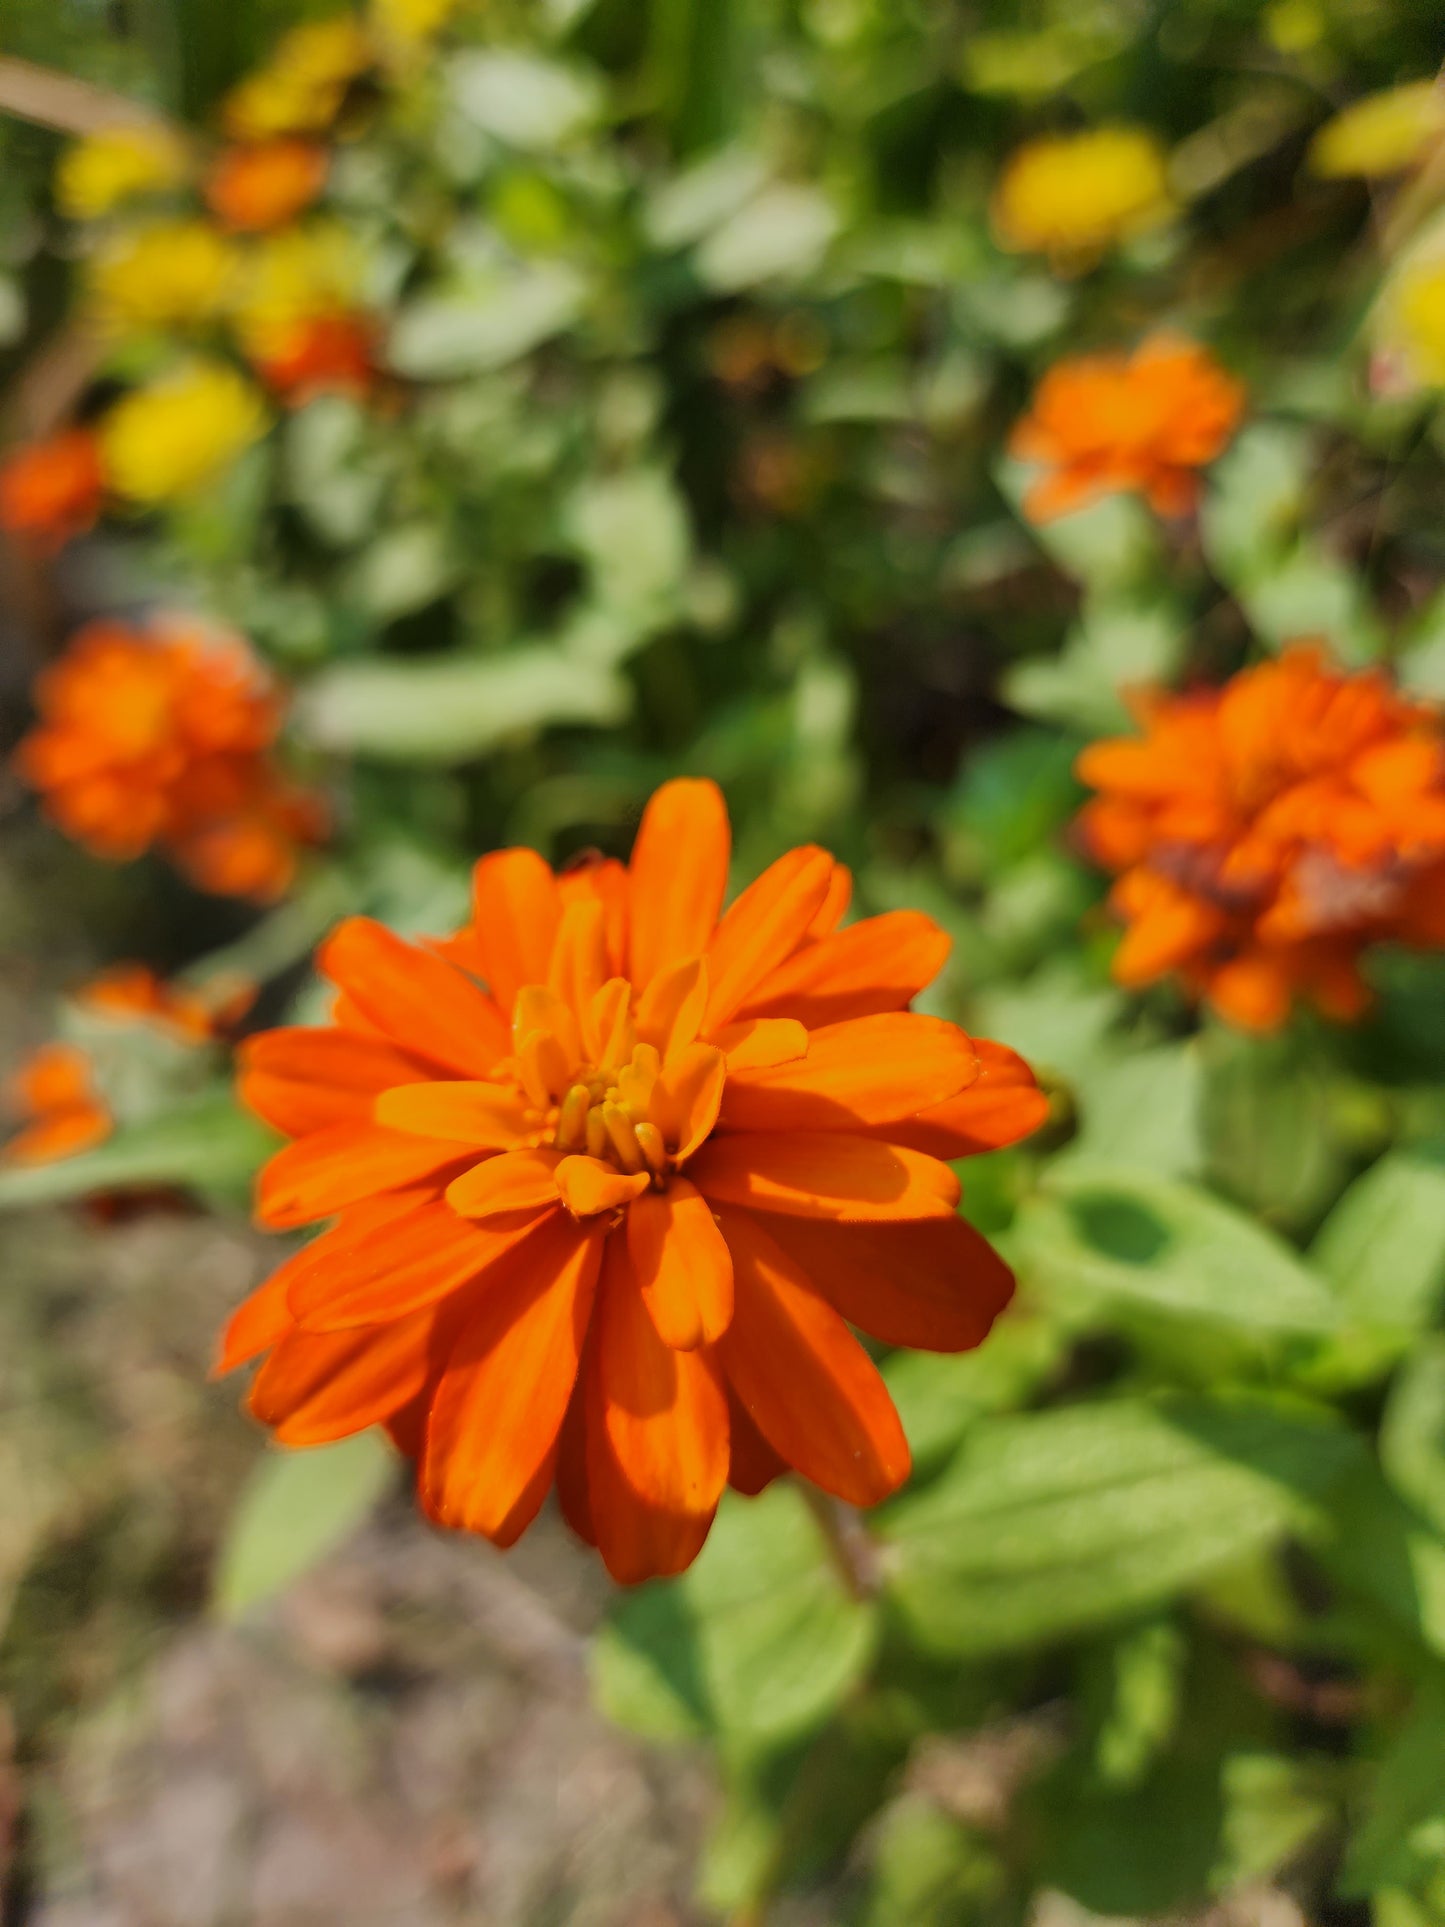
[1068,1194,1171,1266]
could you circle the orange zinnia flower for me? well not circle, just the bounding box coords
[1076,646,1445,1030]
[219,780,1047,1584]
[0,429,105,552]
[14,619,327,902]
[77,962,257,1041]
[1010,337,1244,522]
[2,1042,111,1166]
[252,312,375,405]
[206,139,329,231]
[2,966,252,1168]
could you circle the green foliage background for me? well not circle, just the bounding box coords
[5,0,1445,1921]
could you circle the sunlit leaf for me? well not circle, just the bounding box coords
[213,1432,397,1619]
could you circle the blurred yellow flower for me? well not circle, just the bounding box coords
[1380,252,1445,388]
[1310,81,1445,180]
[223,16,374,140]
[1263,0,1324,55]
[992,127,1174,265]
[89,221,238,333]
[232,223,364,361]
[100,363,267,504]
[55,123,190,221]
[371,0,460,40]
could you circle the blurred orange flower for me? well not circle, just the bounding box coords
[1011,337,1244,522]
[219,779,1047,1583]
[77,962,257,1041]
[253,311,375,404]
[14,620,327,902]
[2,966,254,1169]
[2,1043,111,1167]
[0,429,105,552]
[1076,646,1445,1030]
[206,139,329,231]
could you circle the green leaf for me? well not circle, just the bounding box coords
[1340,1670,1445,1895]
[0,1094,275,1212]
[283,396,389,547]
[213,1432,397,1620]
[968,965,1123,1086]
[883,1305,1065,1478]
[644,146,769,250]
[879,1397,1355,1657]
[1034,1750,1224,1915]
[1316,1459,1445,1658]
[694,183,840,291]
[1004,596,1186,734]
[1200,422,1310,581]
[1014,1165,1343,1334]
[1215,1751,1335,1889]
[1383,1341,1445,1539]
[1309,1143,1445,1331]
[295,647,630,763]
[1060,1043,1204,1181]
[1397,590,1445,699]
[592,1484,877,1749]
[858,1800,1002,1927]
[1200,1028,1344,1229]
[564,468,692,617]
[450,49,600,148]
[386,263,586,378]
[1200,423,1383,659]
[347,521,459,622]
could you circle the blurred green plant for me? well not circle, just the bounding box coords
[5,0,1445,1922]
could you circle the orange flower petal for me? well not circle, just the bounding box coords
[1205,951,1295,1032]
[885,1039,1050,1158]
[627,778,731,990]
[764,1213,1016,1351]
[318,917,510,1077]
[1112,886,1229,985]
[420,1214,604,1538]
[590,1233,729,1517]
[250,1310,435,1445]
[238,1027,431,1136]
[555,1155,649,1217]
[373,1080,534,1148]
[287,1198,554,1331]
[809,861,853,936]
[2,1104,112,1166]
[704,845,836,1030]
[719,1011,978,1134]
[625,1177,734,1349]
[557,855,629,975]
[714,1208,910,1506]
[584,1441,714,1585]
[255,1122,469,1230]
[467,847,561,1014]
[725,1385,788,1495]
[735,910,952,1027]
[214,1255,300,1375]
[554,1382,596,1547]
[690,1130,960,1221]
[445,1146,564,1219]
[634,955,708,1059]
[713,1016,808,1071]
[550,897,610,1030]
[649,1042,727,1162]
